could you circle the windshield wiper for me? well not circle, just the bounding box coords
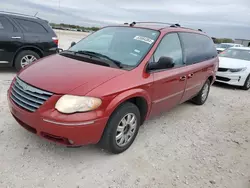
[59,50,77,55]
[75,50,123,68]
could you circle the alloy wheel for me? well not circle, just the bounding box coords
[201,83,209,102]
[115,113,137,147]
[21,55,37,68]
[247,77,250,89]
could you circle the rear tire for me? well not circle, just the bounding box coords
[241,74,250,90]
[192,79,211,105]
[99,102,140,154]
[14,50,40,71]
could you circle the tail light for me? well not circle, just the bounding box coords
[52,37,59,46]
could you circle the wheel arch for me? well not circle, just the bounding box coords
[207,74,215,85]
[12,45,44,66]
[105,89,152,125]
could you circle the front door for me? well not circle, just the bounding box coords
[148,33,187,117]
[0,15,23,65]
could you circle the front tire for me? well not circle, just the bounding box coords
[14,50,40,71]
[192,79,211,105]
[99,102,140,154]
[242,74,250,90]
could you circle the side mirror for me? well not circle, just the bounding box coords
[70,41,76,47]
[56,48,63,53]
[147,56,174,71]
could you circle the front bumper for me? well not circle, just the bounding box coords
[7,92,108,146]
[216,71,248,86]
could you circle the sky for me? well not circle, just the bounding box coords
[1,0,250,39]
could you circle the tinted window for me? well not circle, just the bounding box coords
[153,33,183,67]
[179,33,217,65]
[0,16,14,32]
[15,19,47,33]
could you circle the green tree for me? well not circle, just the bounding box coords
[214,38,234,44]
[50,22,100,32]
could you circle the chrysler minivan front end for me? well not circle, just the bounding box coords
[8,76,110,146]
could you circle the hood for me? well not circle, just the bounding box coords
[18,54,125,94]
[219,57,250,69]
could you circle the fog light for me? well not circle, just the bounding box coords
[68,139,74,144]
[238,76,241,82]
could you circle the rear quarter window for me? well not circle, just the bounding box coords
[15,18,47,33]
[179,32,217,65]
[0,16,14,32]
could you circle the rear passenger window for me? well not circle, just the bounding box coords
[153,33,183,67]
[179,32,217,65]
[0,16,14,32]
[15,19,47,33]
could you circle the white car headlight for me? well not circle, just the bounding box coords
[55,95,102,114]
[229,67,247,72]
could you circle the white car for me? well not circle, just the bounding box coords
[216,47,250,90]
[216,43,243,54]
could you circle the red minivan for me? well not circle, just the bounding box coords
[7,22,218,154]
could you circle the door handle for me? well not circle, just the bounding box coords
[11,36,21,39]
[180,76,187,81]
[188,73,194,78]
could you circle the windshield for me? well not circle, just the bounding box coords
[68,27,159,68]
[219,49,250,61]
[218,44,234,49]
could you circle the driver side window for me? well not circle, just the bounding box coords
[153,33,184,67]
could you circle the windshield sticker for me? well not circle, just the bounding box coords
[134,49,140,53]
[130,52,138,57]
[134,36,154,44]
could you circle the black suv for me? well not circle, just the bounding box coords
[0,11,58,71]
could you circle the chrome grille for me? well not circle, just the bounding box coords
[216,76,230,82]
[10,77,53,112]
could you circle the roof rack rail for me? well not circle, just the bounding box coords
[125,21,203,32]
[0,11,39,19]
[170,23,181,27]
[126,21,179,27]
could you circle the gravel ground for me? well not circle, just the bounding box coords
[55,29,89,50]
[0,31,250,188]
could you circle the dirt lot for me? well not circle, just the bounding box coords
[0,30,250,188]
[55,29,89,50]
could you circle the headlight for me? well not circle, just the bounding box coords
[55,95,102,114]
[229,67,247,72]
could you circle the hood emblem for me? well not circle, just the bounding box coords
[15,77,53,95]
[17,78,35,93]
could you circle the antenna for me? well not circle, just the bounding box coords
[34,12,38,17]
